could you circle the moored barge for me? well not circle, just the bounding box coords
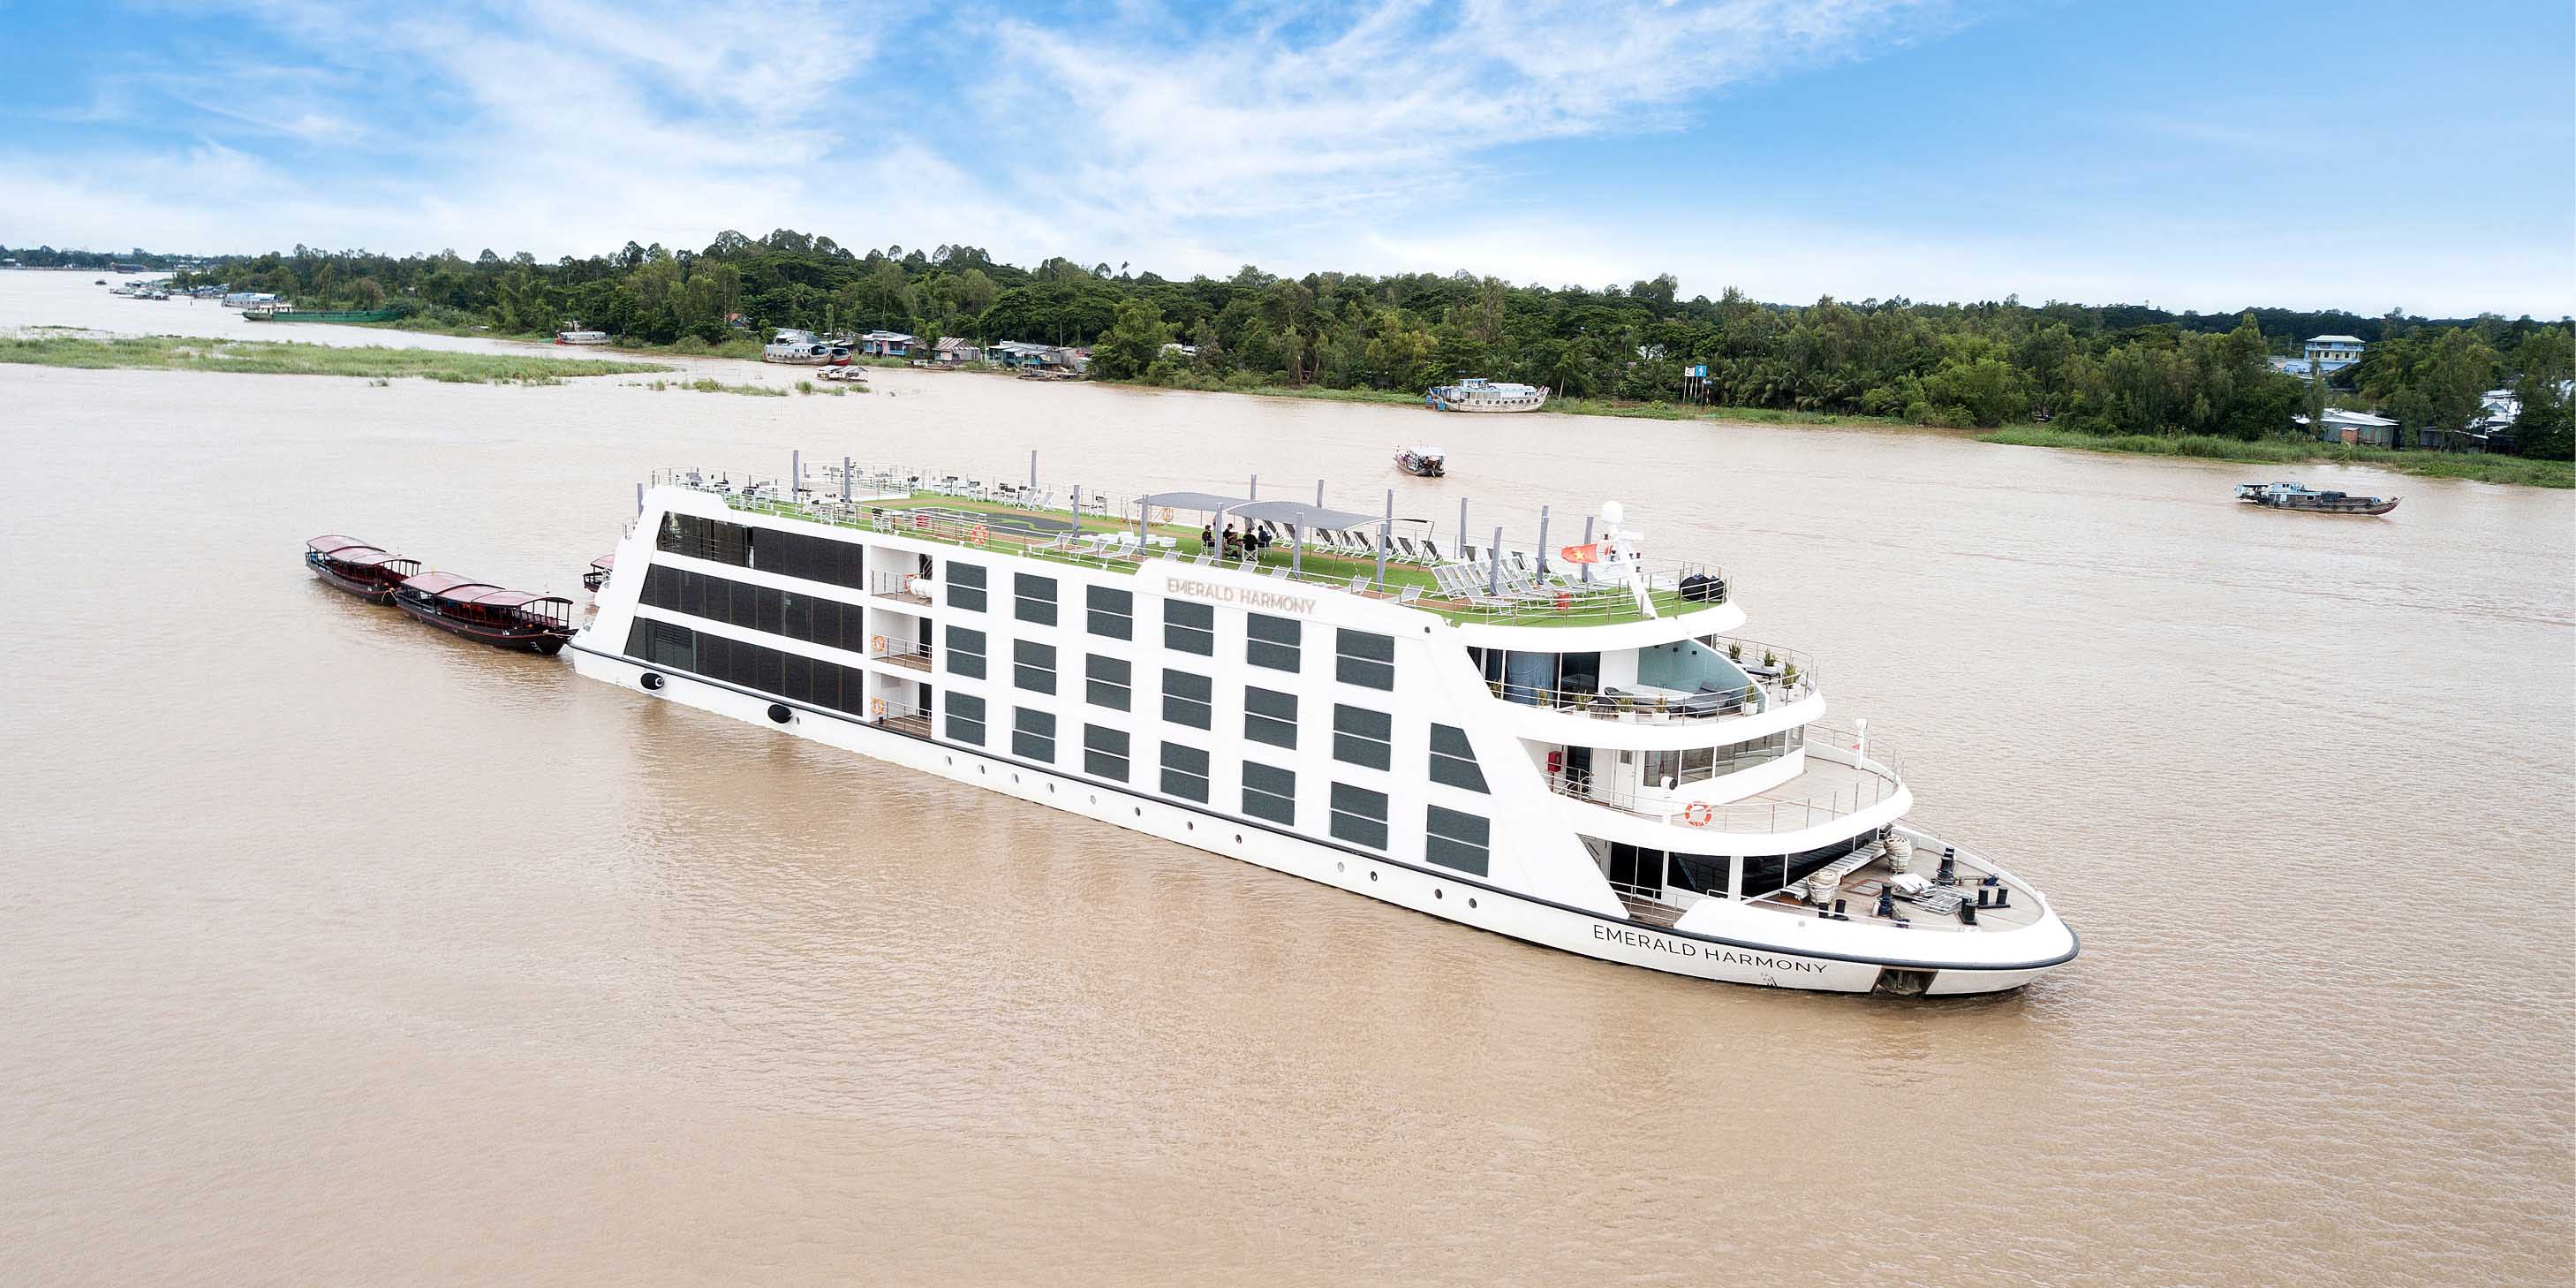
[393,572,576,654]
[305,535,422,603]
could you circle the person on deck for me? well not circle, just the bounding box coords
[1201,523,1214,550]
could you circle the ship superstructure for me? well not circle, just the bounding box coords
[569,463,2077,995]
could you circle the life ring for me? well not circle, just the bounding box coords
[1682,801,1715,828]
[869,696,888,717]
[969,523,990,546]
[1156,506,1175,523]
[869,634,888,654]
[911,512,929,531]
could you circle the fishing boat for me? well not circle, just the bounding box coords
[762,329,852,366]
[564,460,2078,996]
[1426,377,1546,413]
[584,552,615,591]
[392,572,577,654]
[1394,445,1447,478]
[2233,481,2400,515]
[304,534,422,603]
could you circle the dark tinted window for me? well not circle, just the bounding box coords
[1013,707,1056,761]
[1244,686,1297,749]
[1015,572,1057,625]
[1335,629,1395,689]
[1425,805,1491,875]
[1165,599,1213,655]
[1246,612,1301,672]
[1163,669,1212,730]
[1013,639,1056,693]
[1242,761,1296,825]
[1429,724,1488,793]
[1084,724,1129,781]
[1086,585,1134,640]
[947,692,986,745]
[1160,741,1210,802]
[947,560,986,612]
[945,625,986,678]
[1085,655,1132,710]
[1330,782,1388,850]
[1332,705,1393,769]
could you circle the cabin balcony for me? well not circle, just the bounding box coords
[869,569,932,606]
[870,635,933,672]
[1545,729,1909,845]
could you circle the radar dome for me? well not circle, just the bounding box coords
[1600,500,1626,528]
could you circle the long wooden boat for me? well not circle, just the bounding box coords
[304,534,422,603]
[584,551,615,591]
[2233,481,2400,515]
[393,572,577,655]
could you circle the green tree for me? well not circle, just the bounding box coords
[1089,298,1174,381]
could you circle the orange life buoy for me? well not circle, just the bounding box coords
[1156,506,1175,523]
[869,633,888,654]
[1682,801,1715,828]
[911,512,929,531]
[970,523,990,546]
[869,696,888,717]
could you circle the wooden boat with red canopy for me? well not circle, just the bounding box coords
[583,551,615,592]
[305,534,422,604]
[392,572,577,655]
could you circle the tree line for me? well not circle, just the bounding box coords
[29,230,2567,458]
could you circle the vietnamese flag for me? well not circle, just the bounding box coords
[1558,542,1601,564]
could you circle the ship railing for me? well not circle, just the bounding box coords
[1484,640,1818,718]
[650,468,1727,625]
[1545,727,1903,833]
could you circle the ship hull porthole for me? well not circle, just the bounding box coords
[640,672,664,691]
[767,703,792,724]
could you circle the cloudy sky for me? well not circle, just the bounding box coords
[4,0,2569,316]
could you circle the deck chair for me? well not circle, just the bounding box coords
[1394,585,1422,606]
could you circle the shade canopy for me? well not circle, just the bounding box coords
[1136,489,1249,512]
[1229,499,1383,530]
[306,534,377,555]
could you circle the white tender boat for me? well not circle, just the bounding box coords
[1395,445,1447,477]
[1427,377,1546,413]
[763,329,851,366]
[570,464,2078,996]
[555,322,610,345]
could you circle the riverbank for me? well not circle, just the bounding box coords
[0,333,670,383]
[365,315,767,362]
[1111,376,1911,429]
[1978,425,2572,489]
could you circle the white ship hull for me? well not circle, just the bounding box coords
[570,483,2076,996]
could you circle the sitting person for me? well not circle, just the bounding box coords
[1200,523,1213,549]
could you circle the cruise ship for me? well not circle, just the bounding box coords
[570,463,2078,996]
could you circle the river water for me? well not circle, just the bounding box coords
[4,273,2570,1286]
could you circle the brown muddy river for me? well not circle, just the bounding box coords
[3,274,2570,1285]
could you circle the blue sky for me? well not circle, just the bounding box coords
[3,0,2568,316]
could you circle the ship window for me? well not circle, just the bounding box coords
[638,619,695,671]
[1329,783,1388,850]
[1428,724,1488,793]
[1242,761,1296,825]
[1086,586,1134,640]
[1013,640,1057,694]
[1160,742,1210,803]
[777,590,812,642]
[1013,707,1056,762]
[1085,655,1132,711]
[1163,669,1212,730]
[945,625,986,679]
[1246,613,1302,672]
[1084,724,1129,781]
[1332,705,1392,770]
[1244,686,1298,749]
[1165,600,1214,655]
[947,560,986,612]
[642,563,680,610]
[1014,572,1058,625]
[678,569,705,617]
[947,693,986,745]
[655,513,750,566]
[1334,629,1395,690]
[1424,806,1491,876]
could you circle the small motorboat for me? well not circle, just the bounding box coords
[392,572,577,655]
[555,323,610,345]
[583,552,615,591]
[1395,445,1447,478]
[2233,481,2400,515]
[304,534,422,603]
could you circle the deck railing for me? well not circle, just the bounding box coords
[1546,727,1902,834]
[648,467,1730,627]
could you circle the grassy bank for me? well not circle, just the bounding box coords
[1978,425,2572,489]
[364,314,766,361]
[0,333,670,383]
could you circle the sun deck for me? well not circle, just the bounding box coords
[1622,837,2046,936]
[646,466,1724,628]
